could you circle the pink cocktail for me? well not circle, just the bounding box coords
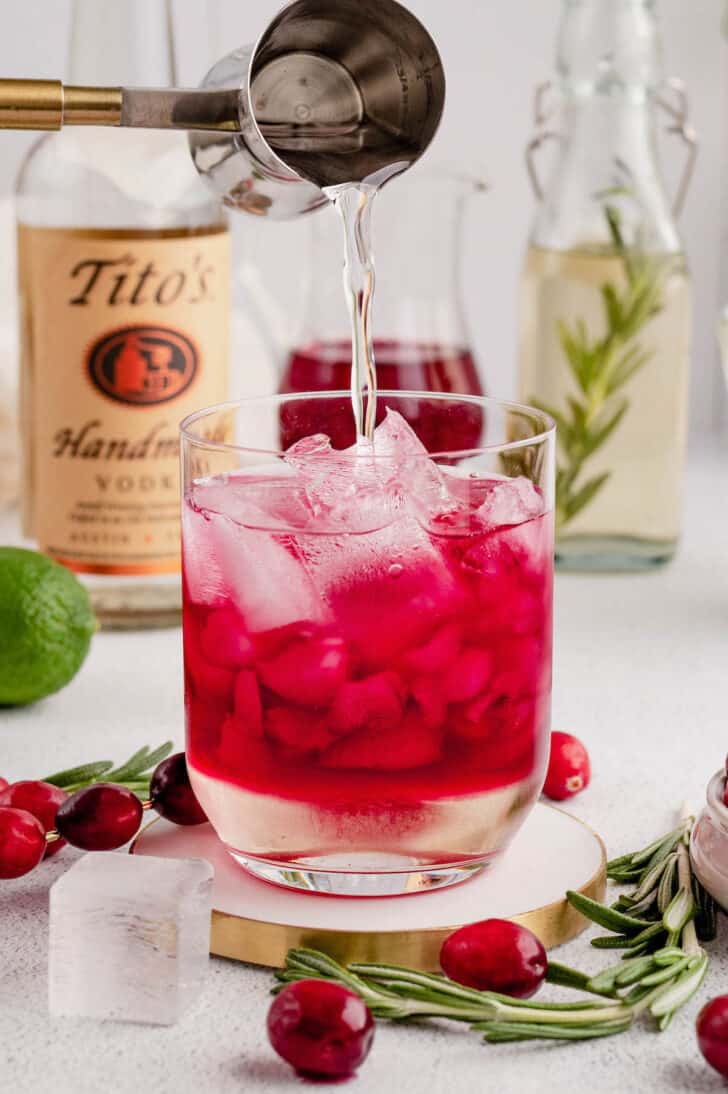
[181,392,555,895]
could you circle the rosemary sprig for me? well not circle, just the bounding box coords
[42,742,173,798]
[275,949,632,1041]
[274,810,718,1045]
[532,204,672,531]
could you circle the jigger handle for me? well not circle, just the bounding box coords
[0,79,120,129]
[0,79,240,132]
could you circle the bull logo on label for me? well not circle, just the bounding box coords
[87,325,198,406]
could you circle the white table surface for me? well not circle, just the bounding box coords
[2,440,728,1094]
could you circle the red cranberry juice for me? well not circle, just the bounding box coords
[183,464,552,868]
[279,339,484,451]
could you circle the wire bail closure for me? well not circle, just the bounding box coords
[525,77,698,219]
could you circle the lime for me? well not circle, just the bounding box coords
[0,547,96,706]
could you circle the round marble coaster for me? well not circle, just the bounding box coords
[131,802,606,970]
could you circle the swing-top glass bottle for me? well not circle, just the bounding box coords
[519,0,694,570]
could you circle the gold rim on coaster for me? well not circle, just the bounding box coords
[132,806,606,970]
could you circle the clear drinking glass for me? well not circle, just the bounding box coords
[181,391,555,896]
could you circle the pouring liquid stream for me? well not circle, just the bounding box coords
[326,184,378,445]
[264,108,424,448]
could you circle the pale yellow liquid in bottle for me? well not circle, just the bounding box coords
[519,245,690,568]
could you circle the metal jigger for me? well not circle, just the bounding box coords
[0,0,445,219]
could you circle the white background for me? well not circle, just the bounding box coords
[0,0,725,433]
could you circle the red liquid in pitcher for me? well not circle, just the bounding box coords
[279,338,483,450]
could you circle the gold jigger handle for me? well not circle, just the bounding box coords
[0,79,122,129]
[0,79,240,132]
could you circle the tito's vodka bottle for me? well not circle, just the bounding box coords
[17,0,230,627]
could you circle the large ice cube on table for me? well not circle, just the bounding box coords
[49,853,213,1025]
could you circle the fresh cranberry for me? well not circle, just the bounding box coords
[322,712,442,771]
[542,731,591,801]
[0,777,8,793]
[0,781,68,858]
[329,672,405,736]
[697,995,728,1077]
[55,784,143,851]
[258,634,349,708]
[411,674,448,730]
[199,606,253,671]
[232,671,263,736]
[267,980,374,1080]
[442,648,493,703]
[0,807,46,879]
[264,706,332,756]
[401,623,461,676]
[440,918,547,999]
[150,753,207,827]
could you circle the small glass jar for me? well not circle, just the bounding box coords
[690,771,728,912]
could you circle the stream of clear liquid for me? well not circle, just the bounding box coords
[324,184,378,443]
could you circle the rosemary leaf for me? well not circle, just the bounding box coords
[567,891,652,934]
[614,956,659,988]
[43,742,173,796]
[625,922,666,950]
[639,955,693,988]
[648,955,708,1019]
[478,1018,632,1043]
[591,935,633,950]
[546,961,616,997]
[662,888,695,935]
[657,854,679,913]
[653,947,687,966]
[43,761,114,787]
[629,824,689,867]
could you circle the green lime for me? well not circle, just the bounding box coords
[0,547,96,706]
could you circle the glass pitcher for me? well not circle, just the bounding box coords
[518,0,696,571]
[258,169,488,451]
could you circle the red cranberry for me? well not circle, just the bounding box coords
[0,807,46,879]
[150,753,207,826]
[440,918,547,999]
[542,731,591,801]
[697,995,728,1078]
[0,777,8,793]
[267,980,375,1080]
[0,781,68,858]
[55,784,143,851]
